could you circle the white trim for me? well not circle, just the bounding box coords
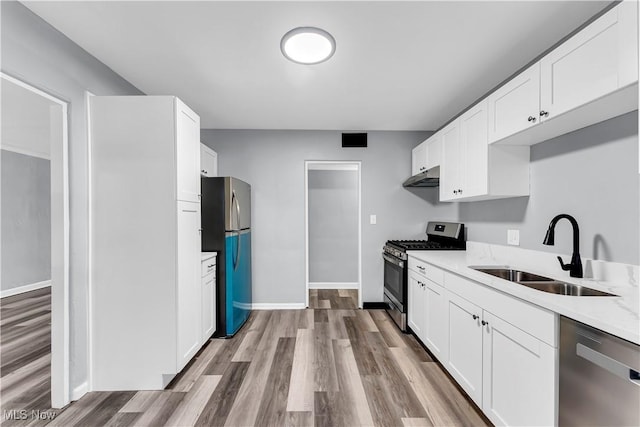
[85,90,95,393]
[308,282,359,290]
[304,160,363,309]
[1,72,71,408]
[0,280,51,298]
[0,144,50,160]
[252,303,307,310]
[71,381,88,401]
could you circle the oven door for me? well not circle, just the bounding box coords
[383,252,407,331]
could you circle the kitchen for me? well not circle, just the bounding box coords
[0,1,638,426]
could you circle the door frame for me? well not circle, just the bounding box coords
[304,160,362,309]
[1,72,71,408]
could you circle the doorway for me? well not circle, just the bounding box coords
[304,161,362,309]
[0,72,70,409]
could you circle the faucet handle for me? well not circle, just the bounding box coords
[557,256,572,271]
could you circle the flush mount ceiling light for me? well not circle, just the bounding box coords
[281,27,336,65]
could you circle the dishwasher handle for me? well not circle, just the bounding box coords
[577,343,640,386]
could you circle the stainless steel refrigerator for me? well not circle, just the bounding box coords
[201,177,252,337]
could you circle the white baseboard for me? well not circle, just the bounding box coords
[1,280,51,298]
[71,381,88,401]
[252,303,307,310]
[308,282,359,290]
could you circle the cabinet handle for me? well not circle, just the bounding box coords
[527,116,537,123]
[453,190,458,194]
[458,189,462,194]
[472,314,479,320]
[202,169,207,174]
[540,110,549,117]
[417,265,425,271]
[481,320,489,326]
[208,264,214,268]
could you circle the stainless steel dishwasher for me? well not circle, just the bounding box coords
[560,316,640,426]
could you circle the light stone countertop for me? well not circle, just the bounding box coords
[408,242,639,345]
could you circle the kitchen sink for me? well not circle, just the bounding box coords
[473,268,554,282]
[471,267,618,297]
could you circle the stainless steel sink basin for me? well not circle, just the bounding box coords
[474,268,554,282]
[519,281,617,296]
[471,267,618,297]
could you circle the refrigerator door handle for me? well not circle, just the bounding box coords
[231,190,241,270]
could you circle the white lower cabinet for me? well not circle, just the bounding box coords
[482,311,556,427]
[201,254,217,342]
[447,292,483,405]
[407,255,558,426]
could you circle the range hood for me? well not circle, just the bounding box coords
[402,166,440,187]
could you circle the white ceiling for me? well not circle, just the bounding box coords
[1,77,55,158]
[22,1,610,131]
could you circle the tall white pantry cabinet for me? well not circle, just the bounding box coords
[90,96,202,390]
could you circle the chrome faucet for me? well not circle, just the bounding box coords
[543,214,583,278]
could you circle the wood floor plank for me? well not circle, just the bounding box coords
[365,332,428,420]
[46,393,112,427]
[332,339,375,426]
[223,312,283,427]
[104,412,142,427]
[72,391,136,427]
[131,391,186,427]
[164,375,222,426]
[283,410,313,427]
[369,309,407,348]
[342,316,381,376]
[254,337,296,426]
[355,309,379,332]
[195,362,250,426]
[401,417,434,427]
[231,310,271,362]
[314,309,328,323]
[286,328,314,412]
[118,391,164,413]
[313,323,339,392]
[361,374,401,427]
[170,340,225,392]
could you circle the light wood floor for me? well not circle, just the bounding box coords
[1,289,488,426]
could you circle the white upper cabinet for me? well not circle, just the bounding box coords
[440,100,529,202]
[487,63,541,144]
[175,99,201,203]
[411,141,428,175]
[540,1,638,119]
[200,143,218,177]
[425,132,442,170]
[488,2,638,146]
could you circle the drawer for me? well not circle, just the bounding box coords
[408,257,444,285]
[201,258,216,277]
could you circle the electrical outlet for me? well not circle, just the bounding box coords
[507,229,520,246]
[370,214,377,225]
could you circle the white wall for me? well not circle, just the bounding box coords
[1,2,143,391]
[202,130,433,303]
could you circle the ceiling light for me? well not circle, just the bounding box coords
[281,27,336,65]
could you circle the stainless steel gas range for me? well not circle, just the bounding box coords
[383,221,466,332]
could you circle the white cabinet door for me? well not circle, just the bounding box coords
[541,2,638,121]
[200,143,218,177]
[487,63,540,144]
[423,280,449,362]
[439,120,461,201]
[411,141,428,175]
[482,311,556,427]
[459,100,488,199]
[447,291,483,405]
[407,273,425,340]
[176,99,201,203]
[201,272,215,342]
[425,132,442,170]
[177,202,201,370]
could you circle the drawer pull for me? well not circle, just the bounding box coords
[481,320,489,326]
[472,314,479,320]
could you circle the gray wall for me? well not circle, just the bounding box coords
[308,169,359,283]
[1,150,51,290]
[204,112,638,303]
[202,130,432,303]
[1,1,143,390]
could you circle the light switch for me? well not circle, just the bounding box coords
[370,214,377,225]
[507,229,520,246]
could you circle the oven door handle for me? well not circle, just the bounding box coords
[383,253,404,268]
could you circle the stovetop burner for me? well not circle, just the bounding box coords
[387,240,460,251]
